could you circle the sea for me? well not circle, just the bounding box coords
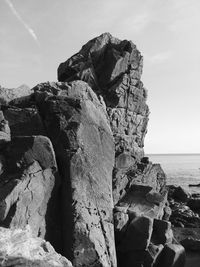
[147,154,200,194]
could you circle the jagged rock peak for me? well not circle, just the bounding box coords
[58,32,143,95]
[58,33,148,161]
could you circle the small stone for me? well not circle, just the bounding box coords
[146,190,165,205]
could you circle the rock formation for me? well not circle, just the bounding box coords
[0,226,72,267]
[33,81,117,267]
[58,32,148,161]
[0,33,186,267]
[0,84,32,105]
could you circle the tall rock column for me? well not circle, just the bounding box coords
[34,81,117,267]
[57,32,149,204]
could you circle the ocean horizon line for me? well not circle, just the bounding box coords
[146,153,200,156]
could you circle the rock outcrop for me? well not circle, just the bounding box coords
[0,33,186,267]
[57,33,176,266]
[2,106,45,136]
[33,81,117,267]
[0,84,32,105]
[0,226,72,267]
[0,135,62,251]
[58,32,149,161]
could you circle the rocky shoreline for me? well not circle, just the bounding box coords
[0,33,192,266]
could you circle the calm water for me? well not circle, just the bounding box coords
[147,154,200,194]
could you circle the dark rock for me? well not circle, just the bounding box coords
[169,201,200,228]
[154,243,186,267]
[3,106,46,136]
[152,219,173,245]
[173,186,190,202]
[189,183,200,187]
[187,198,200,210]
[181,237,200,251]
[57,32,149,161]
[0,136,61,250]
[141,156,149,164]
[118,215,153,252]
[34,81,117,267]
[147,243,164,266]
[117,243,163,267]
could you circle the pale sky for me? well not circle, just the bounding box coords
[1,0,200,154]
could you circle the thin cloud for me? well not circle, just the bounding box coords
[4,0,40,46]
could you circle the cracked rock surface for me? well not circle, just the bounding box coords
[0,136,61,251]
[33,81,117,267]
[0,33,186,267]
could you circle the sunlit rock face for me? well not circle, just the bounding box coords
[0,33,186,267]
[0,135,62,251]
[58,32,149,162]
[0,226,73,267]
[33,81,117,267]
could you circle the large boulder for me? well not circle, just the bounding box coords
[0,226,72,267]
[57,32,149,161]
[0,136,61,251]
[33,81,117,267]
[118,215,153,252]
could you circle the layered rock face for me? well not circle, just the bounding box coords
[0,33,186,267]
[58,32,149,161]
[57,33,165,206]
[0,133,62,250]
[33,81,117,267]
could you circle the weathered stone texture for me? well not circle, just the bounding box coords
[0,84,32,105]
[33,81,116,267]
[0,136,61,250]
[58,32,149,160]
[0,226,72,267]
[3,106,45,136]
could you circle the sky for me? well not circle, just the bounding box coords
[0,0,200,154]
